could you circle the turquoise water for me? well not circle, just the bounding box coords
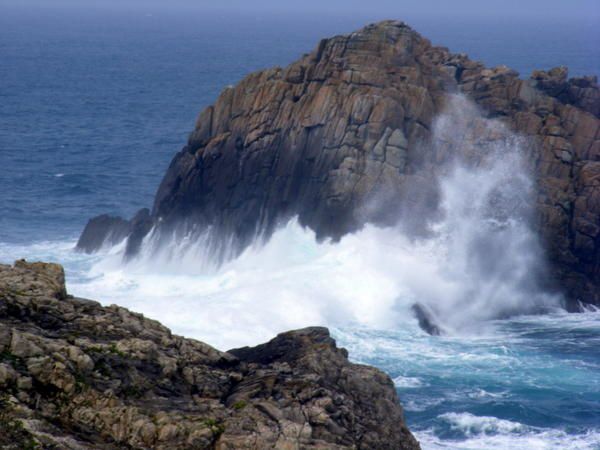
[337,312,600,448]
[1,6,599,449]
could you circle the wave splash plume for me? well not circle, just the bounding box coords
[73,95,560,346]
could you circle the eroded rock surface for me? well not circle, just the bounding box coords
[0,260,419,449]
[79,20,600,306]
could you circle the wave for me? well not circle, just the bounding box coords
[61,211,559,350]
[416,412,600,450]
[394,375,426,388]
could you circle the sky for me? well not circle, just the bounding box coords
[2,0,600,20]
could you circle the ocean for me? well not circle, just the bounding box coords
[1,6,599,449]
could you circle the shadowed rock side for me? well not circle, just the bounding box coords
[78,20,600,306]
[0,260,420,450]
[411,303,442,336]
[77,208,152,255]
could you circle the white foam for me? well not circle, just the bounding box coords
[66,204,556,350]
[466,388,507,399]
[61,95,562,348]
[0,239,80,267]
[393,375,425,388]
[68,220,415,349]
[441,412,526,436]
[416,413,600,450]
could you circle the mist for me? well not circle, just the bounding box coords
[58,95,561,349]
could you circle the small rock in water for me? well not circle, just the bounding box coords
[412,303,442,336]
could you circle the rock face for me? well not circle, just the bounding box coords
[78,20,600,307]
[0,260,420,449]
[76,208,152,257]
[76,214,131,253]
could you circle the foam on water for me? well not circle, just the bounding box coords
[61,212,554,350]
[394,375,426,388]
[67,220,414,348]
[335,314,600,449]
[416,413,600,450]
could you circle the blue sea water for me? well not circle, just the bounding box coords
[1,5,600,449]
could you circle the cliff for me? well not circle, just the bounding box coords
[0,260,420,449]
[78,20,600,307]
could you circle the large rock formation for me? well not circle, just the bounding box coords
[78,20,600,306]
[0,260,420,449]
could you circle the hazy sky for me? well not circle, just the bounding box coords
[3,0,600,20]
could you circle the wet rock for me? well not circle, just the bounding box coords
[0,260,421,450]
[76,214,131,253]
[124,208,154,258]
[411,303,442,336]
[76,208,154,255]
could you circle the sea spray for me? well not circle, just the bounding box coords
[420,95,560,328]
[69,95,560,344]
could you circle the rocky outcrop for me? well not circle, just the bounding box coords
[76,214,131,253]
[78,20,600,306]
[0,260,420,449]
[77,208,152,256]
[531,67,600,116]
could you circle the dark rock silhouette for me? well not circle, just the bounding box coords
[77,208,151,254]
[76,213,131,253]
[412,303,442,336]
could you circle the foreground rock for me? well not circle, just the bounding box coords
[0,260,420,449]
[78,20,600,307]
